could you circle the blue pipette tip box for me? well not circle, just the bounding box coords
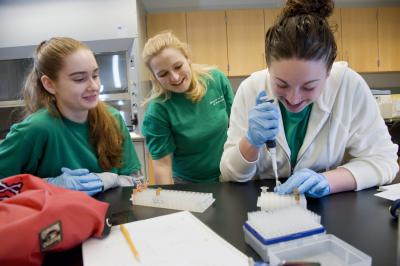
[243,224,371,266]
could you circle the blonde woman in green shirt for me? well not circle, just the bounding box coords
[142,32,234,184]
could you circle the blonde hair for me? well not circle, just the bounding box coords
[142,32,215,105]
[23,37,123,171]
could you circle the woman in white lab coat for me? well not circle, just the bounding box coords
[220,0,398,197]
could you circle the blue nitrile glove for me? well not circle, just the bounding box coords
[275,168,331,198]
[62,167,90,176]
[246,91,279,148]
[46,167,103,196]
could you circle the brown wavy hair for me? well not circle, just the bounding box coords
[265,0,337,71]
[22,37,122,170]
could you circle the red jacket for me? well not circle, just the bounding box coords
[0,174,111,266]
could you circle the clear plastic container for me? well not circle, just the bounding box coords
[244,226,371,266]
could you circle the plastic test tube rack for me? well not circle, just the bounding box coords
[244,206,325,263]
[257,186,307,211]
[131,188,215,213]
[244,206,371,266]
[246,189,372,265]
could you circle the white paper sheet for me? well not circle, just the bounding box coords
[374,183,400,201]
[82,211,249,266]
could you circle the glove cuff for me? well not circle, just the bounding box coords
[95,172,119,191]
[118,175,137,187]
[245,132,262,148]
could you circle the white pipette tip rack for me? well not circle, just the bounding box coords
[243,206,325,262]
[130,188,215,213]
[245,188,372,265]
[256,186,307,211]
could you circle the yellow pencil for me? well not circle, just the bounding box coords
[119,224,140,261]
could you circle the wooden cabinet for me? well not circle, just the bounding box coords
[341,8,379,72]
[328,8,343,61]
[146,12,187,42]
[186,11,228,74]
[263,8,281,66]
[146,7,400,75]
[342,7,400,72]
[226,9,265,76]
[378,7,400,72]
[264,8,281,32]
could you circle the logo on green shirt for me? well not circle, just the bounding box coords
[209,95,224,106]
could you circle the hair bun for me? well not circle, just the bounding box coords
[283,0,334,19]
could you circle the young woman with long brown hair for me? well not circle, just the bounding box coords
[0,37,142,195]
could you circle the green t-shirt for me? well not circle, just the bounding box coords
[279,102,313,166]
[142,69,234,182]
[0,106,141,178]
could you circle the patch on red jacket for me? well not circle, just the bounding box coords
[0,181,23,200]
[39,220,63,251]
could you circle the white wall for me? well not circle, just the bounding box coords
[132,0,152,133]
[0,0,138,48]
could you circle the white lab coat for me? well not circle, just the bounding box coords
[220,62,399,190]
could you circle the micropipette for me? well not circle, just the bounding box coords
[262,97,280,188]
[266,139,280,187]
